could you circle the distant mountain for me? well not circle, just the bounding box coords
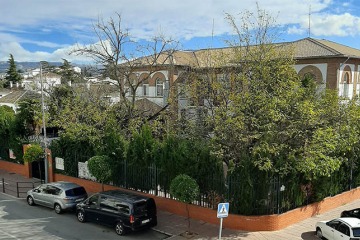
[0,62,62,73]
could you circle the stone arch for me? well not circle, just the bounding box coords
[151,72,166,87]
[298,65,323,84]
[341,65,352,84]
[139,73,150,84]
[124,73,138,87]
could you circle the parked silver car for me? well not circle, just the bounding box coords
[26,181,87,214]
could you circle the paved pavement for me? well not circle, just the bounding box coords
[1,168,359,239]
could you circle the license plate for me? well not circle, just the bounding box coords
[142,219,150,224]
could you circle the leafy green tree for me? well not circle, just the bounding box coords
[88,155,112,191]
[127,124,155,167]
[47,84,74,121]
[335,97,360,188]
[71,13,178,127]
[0,106,15,136]
[0,106,15,159]
[5,54,22,87]
[15,97,43,136]
[183,7,344,183]
[58,59,82,84]
[170,174,199,231]
[51,90,109,147]
[23,144,44,180]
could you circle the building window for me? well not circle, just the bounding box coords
[343,72,350,98]
[143,84,149,96]
[156,78,164,96]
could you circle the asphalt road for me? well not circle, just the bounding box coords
[0,192,170,240]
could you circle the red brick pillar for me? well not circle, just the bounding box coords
[46,149,54,182]
[23,144,32,178]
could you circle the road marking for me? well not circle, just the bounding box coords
[0,182,9,185]
[0,200,16,202]
[0,229,19,239]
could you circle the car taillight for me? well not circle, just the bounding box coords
[130,215,134,224]
[63,197,71,202]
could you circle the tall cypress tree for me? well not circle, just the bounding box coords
[5,54,22,87]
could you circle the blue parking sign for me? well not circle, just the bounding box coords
[217,202,229,218]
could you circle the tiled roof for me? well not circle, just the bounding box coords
[287,38,360,59]
[0,90,41,104]
[128,38,360,69]
[176,38,360,67]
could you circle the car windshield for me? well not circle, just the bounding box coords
[353,228,360,237]
[65,187,86,196]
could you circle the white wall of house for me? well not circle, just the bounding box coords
[294,63,328,83]
[338,64,355,99]
[357,67,360,96]
[0,103,17,112]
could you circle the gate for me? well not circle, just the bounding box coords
[31,160,45,181]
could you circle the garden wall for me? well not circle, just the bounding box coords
[1,158,359,231]
[0,160,30,178]
[54,172,360,231]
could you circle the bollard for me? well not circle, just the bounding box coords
[2,178,4,193]
[16,182,19,198]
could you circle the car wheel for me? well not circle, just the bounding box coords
[27,196,35,206]
[316,228,323,239]
[115,222,126,235]
[77,210,86,223]
[54,203,62,214]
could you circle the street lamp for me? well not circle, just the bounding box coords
[40,63,48,183]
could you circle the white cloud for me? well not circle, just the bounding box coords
[0,0,359,62]
[0,42,92,63]
[301,12,360,37]
[287,26,306,35]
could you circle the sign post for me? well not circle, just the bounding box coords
[217,202,229,240]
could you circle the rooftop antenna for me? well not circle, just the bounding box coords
[308,4,311,38]
[211,18,214,48]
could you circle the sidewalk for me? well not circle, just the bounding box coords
[1,168,359,239]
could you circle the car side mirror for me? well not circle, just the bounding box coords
[34,189,40,193]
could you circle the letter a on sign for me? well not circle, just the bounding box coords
[217,203,229,218]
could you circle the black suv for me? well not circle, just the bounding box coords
[75,190,157,235]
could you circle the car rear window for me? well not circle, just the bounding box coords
[134,198,156,216]
[65,187,86,197]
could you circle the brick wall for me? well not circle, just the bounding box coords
[0,160,30,177]
[53,172,360,231]
[1,159,359,231]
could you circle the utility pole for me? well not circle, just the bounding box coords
[40,63,48,183]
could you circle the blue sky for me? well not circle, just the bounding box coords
[1,0,360,63]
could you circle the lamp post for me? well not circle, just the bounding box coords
[40,63,48,183]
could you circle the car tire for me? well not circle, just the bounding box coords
[77,210,86,223]
[27,196,35,206]
[115,222,126,235]
[54,203,62,214]
[316,228,323,239]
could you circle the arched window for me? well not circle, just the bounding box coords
[298,65,323,84]
[156,78,164,96]
[143,79,149,96]
[343,72,350,98]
